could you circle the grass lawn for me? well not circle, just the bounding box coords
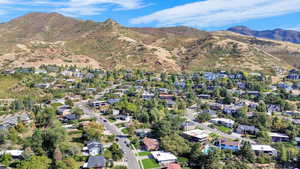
[141,159,160,169]
[138,151,151,156]
[121,128,129,134]
[108,117,116,123]
[0,75,20,98]
[216,125,232,134]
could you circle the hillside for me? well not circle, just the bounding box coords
[228,26,300,44]
[0,12,299,72]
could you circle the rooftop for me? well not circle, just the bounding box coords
[183,129,209,139]
[151,151,177,162]
[251,145,276,152]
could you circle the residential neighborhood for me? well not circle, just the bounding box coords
[0,66,299,169]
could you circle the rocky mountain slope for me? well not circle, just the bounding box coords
[228,26,300,44]
[0,12,299,73]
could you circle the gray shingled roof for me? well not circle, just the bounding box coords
[87,156,106,168]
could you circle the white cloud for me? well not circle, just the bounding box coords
[57,0,145,16]
[131,0,300,28]
[0,0,146,17]
[287,26,300,31]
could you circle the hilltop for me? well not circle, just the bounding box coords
[0,12,299,72]
[228,26,300,44]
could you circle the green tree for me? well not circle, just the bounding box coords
[56,157,78,169]
[83,122,104,141]
[197,113,212,122]
[160,134,191,156]
[0,153,12,166]
[257,101,267,112]
[109,143,123,161]
[239,141,255,163]
[17,156,51,169]
[113,166,128,169]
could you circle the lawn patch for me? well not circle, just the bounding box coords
[138,151,151,157]
[141,159,160,169]
[121,128,129,134]
[216,125,232,134]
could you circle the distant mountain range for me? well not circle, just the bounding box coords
[0,12,299,72]
[228,26,300,44]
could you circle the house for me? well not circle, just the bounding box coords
[34,69,47,74]
[112,109,120,116]
[237,82,246,89]
[143,137,159,151]
[0,113,31,130]
[292,119,300,125]
[85,73,95,79]
[236,125,259,134]
[246,91,260,96]
[182,129,209,142]
[107,98,120,105]
[35,83,50,89]
[229,73,244,80]
[295,137,300,147]
[208,103,223,110]
[204,72,218,80]
[278,83,293,91]
[87,141,103,156]
[201,109,218,118]
[269,132,289,142]
[198,94,211,99]
[142,91,155,100]
[287,73,300,80]
[116,115,131,121]
[135,128,152,137]
[89,101,107,108]
[158,88,169,94]
[84,156,106,169]
[50,99,65,105]
[223,105,240,115]
[56,105,72,116]
[166,163,182,169]
[251,145,277,156]
[159,94,175,100]
[61,71,73,77]
[73,72,84,78]
[295,82,300,89]
[151,151,177,165]
[174,82,186,88]
[181,121,198,131]
[267,104,281,114]
[166,100,176,108]
[65,79,76,83]
[210,118,235,128]
[283,111,300,116]
[216,139,241,151]
[63,113,78,122]
[0,150,23,158]
[86,88,97,93]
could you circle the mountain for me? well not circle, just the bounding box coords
[0,12,299,72]
[228,26,300,44]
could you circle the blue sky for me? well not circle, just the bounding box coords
[0,0,300,31]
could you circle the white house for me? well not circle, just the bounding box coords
[0,150,24,158]
[251,145,277,156]
[269,132,289,142]
[210,118,235,128]
[151,151,177,165]
[182,129,209,142]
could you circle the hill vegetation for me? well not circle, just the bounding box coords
[0,12,299,72]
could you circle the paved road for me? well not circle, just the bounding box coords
[75,84,140,169]
[186,107,256,144]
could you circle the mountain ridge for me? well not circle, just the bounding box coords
[228,26,300,44]
[0,12,299,72]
